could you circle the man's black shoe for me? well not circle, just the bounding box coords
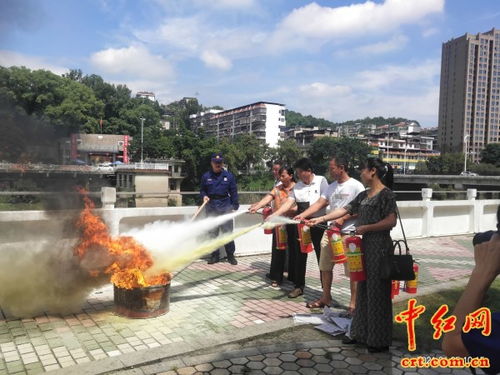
[227,256,238,265]
[342,336,357,345]
[208,255,219,264]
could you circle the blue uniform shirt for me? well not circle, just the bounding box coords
[462,312,500,375]
[200,169,239,213]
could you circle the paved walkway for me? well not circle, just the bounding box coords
[122,340,476,375]
[0,235,477,374]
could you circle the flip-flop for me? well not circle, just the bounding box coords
[306,300,331,309]
[271,281,281,288]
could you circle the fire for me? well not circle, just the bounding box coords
[74,189,171,289]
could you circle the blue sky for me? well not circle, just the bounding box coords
[1,0,499,126]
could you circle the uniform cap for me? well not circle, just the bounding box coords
[211,153,224,163]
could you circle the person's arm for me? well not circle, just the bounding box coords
[308,207,349,226]
[355,213,396,235]
[249,193,274,213]
[334,213,358,228]
[268,197,294,219]
[229,174,239,211]
[294,197,328,220]
[200,173,210,204]
[442,234,500,357]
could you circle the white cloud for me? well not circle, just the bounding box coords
[0,50,68,75]
[299,82,351,97]
[89,44,173,80]
[199,0,256,9]
[200,50,232,70]
[289,59,441,125]
[354,35,408,55]
[422,27,439,38]
[355,59,440,90]
[134,16,269,70]
[269,0,444,50]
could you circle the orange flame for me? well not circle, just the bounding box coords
[74,189,171,289]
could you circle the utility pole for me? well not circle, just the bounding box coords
[139,117,145,164]
[463,134,469,173]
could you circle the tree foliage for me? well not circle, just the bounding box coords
[268,139,304,167]
[335,116,420,128]
[285,110,336,128]
[480,143,500,167]
[423,153,465,175]
[307,137,373,177]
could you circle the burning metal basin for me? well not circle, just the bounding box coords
[114,283,170,318]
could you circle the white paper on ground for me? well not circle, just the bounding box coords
[293,307,353,337]
[292,314,326,325]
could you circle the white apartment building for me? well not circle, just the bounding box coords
[189,102,286,147]
[135,91,156,101]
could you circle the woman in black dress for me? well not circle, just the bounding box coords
[309,158,397,353]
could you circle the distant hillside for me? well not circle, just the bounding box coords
[335,116,420,127]
[285,110,336,128]
[284,111,420,129]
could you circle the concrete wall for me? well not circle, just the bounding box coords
[0,188,498,256]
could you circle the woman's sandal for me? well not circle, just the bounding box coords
[306,300,331,309]
[271,281,280,288]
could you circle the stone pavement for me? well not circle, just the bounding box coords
[122,339,478,375]
[0,235,476,374]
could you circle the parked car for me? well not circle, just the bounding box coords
[460,171,479,176]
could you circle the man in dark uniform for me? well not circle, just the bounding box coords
[200,153,239,265]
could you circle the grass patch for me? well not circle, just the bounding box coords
[393,278,500,352]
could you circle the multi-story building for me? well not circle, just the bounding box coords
[367,122,439,173]
[60,134,131,165]
[283,127,338,147]
[115,159,185,207]
[189,102,286,147]
[135,91,156,101]
[438,28,500,162]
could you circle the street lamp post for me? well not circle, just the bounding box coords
[139,117,145,164]
[463,134,469,173]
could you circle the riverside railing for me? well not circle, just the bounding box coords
[0,187,499,257]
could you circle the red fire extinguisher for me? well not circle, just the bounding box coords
[391,280,400,299]
[262,206,273,234]
[344,232,366,282]
[297,223,313,253]
[326,226,347,264]
[405,263,419,294]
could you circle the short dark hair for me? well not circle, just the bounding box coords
[279,166,296,182]
[331,156,349,172]
[272,161,283,166]
[293,158,313,172]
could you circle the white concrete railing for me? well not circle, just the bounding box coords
[0,187,498,256]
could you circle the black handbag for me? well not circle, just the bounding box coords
[380,206,416,281]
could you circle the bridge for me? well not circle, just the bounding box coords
[395,174,500,187]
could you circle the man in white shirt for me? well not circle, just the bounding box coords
[270,158,329,298]
[296,157,365,312]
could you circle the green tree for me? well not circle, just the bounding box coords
[480,143,500,166]
[269,139,304,166]
[425,153,464,175]
[307,137,372,177]
[285,110,336,128]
